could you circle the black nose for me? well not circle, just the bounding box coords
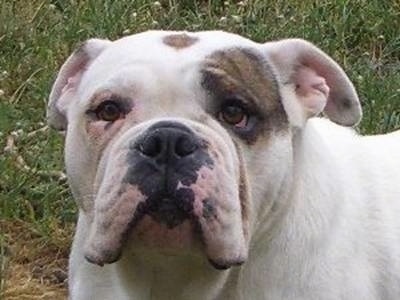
[136,122,199,163]
[125,121,214,228]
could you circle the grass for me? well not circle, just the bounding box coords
[0,0,399,298]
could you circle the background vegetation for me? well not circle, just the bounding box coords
[1,0,399,298]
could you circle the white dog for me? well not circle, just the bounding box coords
[48,30,400,299]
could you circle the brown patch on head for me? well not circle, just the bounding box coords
[201,47,288,144]
[162,33,198,50]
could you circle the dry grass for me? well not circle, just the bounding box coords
[1,220,73,299]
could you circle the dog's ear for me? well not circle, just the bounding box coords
[47,39,112,131]
[263,39,361,127]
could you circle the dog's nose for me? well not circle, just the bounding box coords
[126,121,213,228]
[136,122,199,163]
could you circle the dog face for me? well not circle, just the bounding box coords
[48,31,361,270]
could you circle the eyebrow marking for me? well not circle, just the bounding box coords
[202,47,283,110]
[201,47,289,142]
[162,33,199,50]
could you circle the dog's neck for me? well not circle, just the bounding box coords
[249,119,350,253]
[111,244,289,300]
[72,212,248,299]
[114,252,236,299]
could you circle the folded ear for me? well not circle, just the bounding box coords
[263,39,361,127]
[47,38,112,131]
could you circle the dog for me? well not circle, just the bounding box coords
[47,30,400,299]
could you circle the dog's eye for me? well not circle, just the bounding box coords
[95,101,123,122]
[219,102,248,128]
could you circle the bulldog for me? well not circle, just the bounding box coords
[47,30,400,300]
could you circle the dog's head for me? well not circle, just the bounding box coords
[48,31,361,270]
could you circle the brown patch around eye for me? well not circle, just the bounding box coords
[162,33,198,50]
[201,47,289,144]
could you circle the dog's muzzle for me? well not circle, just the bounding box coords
[84,121,248,270]
[126,121,213,228]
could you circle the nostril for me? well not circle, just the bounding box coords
[139,135,163,157]
[135,124,200,161]
[175,136,198,157]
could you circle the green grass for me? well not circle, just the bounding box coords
[0,0,399,271]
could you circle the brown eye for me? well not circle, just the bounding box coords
[220,103,248,127]
[96,101,122,122]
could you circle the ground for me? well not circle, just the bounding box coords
[0,0,399,298]
[1,220,71,299]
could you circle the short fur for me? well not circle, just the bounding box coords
[48,30,400,300]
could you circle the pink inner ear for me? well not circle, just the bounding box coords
[61,74,81,94]
[294,67,330,115]
[56,71,83,114]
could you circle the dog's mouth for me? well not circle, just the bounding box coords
[144,193,194,228]
[84,122,249,270]
[85,173,247,270]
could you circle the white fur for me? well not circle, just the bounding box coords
[48,31,400,299]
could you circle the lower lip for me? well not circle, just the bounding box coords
[130,215,201,252]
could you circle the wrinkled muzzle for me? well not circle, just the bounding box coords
[84,121,248,269]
